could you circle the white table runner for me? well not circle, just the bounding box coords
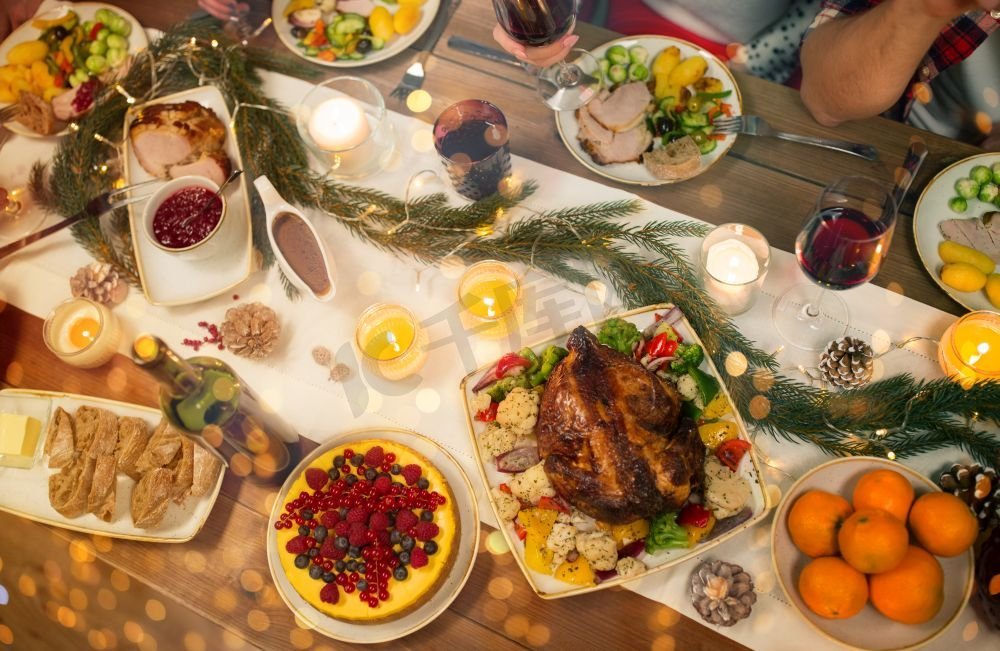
[0,70,994,650]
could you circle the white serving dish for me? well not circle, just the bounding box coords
[141,175,233,261]
[459,303,771,599]
[555,35,743,187]
[0,389,226,543]
[123,85,253,306]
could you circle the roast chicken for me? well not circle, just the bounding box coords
[129,101,230,181]
[536,327,705,523]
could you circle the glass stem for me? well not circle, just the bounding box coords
[806,288,825,318]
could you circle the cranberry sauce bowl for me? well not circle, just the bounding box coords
[141,176,230,260]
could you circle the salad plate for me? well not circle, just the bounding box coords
[271,0,442,68]
[555,35,743,187]
[460,304,769,599]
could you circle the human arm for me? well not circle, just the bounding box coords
[800,0,1000,126]
[198,0,250,21]
[0,0,45,41]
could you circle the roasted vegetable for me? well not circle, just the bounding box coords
[651,46,680,77]
[530,346,568,386]
[669,343,705,373]
[645,511,690,553]
[596,318,642,356]
[716,438,752,471]
[667,55,707,88]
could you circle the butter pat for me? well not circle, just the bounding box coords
[0,412,42,468]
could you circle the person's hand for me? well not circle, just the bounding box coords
[492,24,579,68]
[918,0,999,19]
[198,0,250,21]
[0,0,45,42]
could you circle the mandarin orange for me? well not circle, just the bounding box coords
[908,492,977,557]
[838,508,909,574]
[787,490,853,557]
[798,556,869,619]
[852,469,914,523]
[869,545,944,624]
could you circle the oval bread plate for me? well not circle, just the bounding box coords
[912,152,1000,312]
[0,2,148,138]
[459,303,770,599]
[123,85,253,306]
[0,389,226,543]
[271,0,442,69]
[555,35,743,187]
[265,428,479,644]
[771,456,973,651]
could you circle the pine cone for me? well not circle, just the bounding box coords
[220,303,280,360]
[939,463,1000,531]
[818,336,874,389]
[689,560,756,627]
[69,262,128,306]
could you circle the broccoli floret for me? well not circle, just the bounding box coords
[645,511,690,553]
[486,374,530,403]
[529,346,568,386]
[597,318,642,356]
[669,343,705,373]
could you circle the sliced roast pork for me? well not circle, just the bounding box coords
[939,212,1000,263]
[586,81,652,132]
[576,103,652,165]
[130,101,227,178]
[168,150,232,186]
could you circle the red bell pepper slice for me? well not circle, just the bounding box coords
[475,401,498,422]
[716,439,752,471]
[708,133,726,141]
[677,503,712,528]
[514,521,527,540]
[495,352,531,378]
[538,496,571,514]
[647,333,679,358]
[720,102,733,117]
[89,22,104,41]
[498,483,511,495]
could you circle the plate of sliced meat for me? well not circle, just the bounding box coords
[0,389,225,542]
[123,86,254,306]
[555,36,742,186]
[912,152,1000,312]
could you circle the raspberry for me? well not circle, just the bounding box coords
[375,530,391,546]
[364,446,385,467]
[333,521,350,537]
[346,507,369,524]
[320,582,339,604]
[395,509,418,532]
[373,475,392,496]
[401,464,422,486]
[327,546,346,561]
[369,512,390,531]
[349,522,369,547]
[285,536,309,555]
[320,511,340,528]
[410,547,429,569]
[413,522,439,541]
[305,468,329,491]
[320,539,337,558]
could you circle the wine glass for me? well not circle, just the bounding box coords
[492,0,601,111]
[772,176,898,351]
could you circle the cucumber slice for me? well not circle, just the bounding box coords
[335,13,366,35]
[698,138,718,155]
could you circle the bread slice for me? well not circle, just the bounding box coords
[116,417,150,480]
[131,467,173,529]
[49,456,96,518]
[44,407,76,469]
[170,437,195,504]
[189,442,223,498]
[87,454,118,522]
[75,406,119,458]
[642,136,702,181]
[135,420,183,474]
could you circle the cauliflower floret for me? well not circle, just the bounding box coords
[470,391,492,415]
[615,556,646,578]
[496,387,540,437]
[479,422,518,458]
[491,487,520,521]
[547,523,577,558]
[575,531,618,571]
[508,462,555,505]
[704,456,751,519]
[675,374,703,408]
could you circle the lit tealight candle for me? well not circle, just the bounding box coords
[43,298,122,368]
[700,224,770,315]
[307,97,371,151]
[938,311,1000,389]
[706,239,759,285]
[459,261,521,322]
[355,303,428,381]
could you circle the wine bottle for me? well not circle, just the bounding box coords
[132,334,302,484]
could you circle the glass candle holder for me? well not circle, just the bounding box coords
[295,76,396,179]
[458,260,521,322]
[43,298,122,368]
[433,100,512,201]
[355,303,428,381]
[700,223,771,315]
[938,310,1000,389]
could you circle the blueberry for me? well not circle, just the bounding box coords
[309,565,323,580]
[401,536,414,551]
[335,560,346,572]
[357,563,367,574]
[334,536,349,550]
[322,572,335,583]
[334,455,345,468]
[339,507,348,519]
[424,541,438,555]
[328,468,339,480]
[302,509,314,520]
[314,525,328,542]
[393,566,408,581]
[298,525,310,536]
[398,551,410,565]
[348,545,361,558]
[307,548,319,558]
[346,474,357,485]
[390,464,402,475]
[417,478,429,490]
[420,510,433,522]
[357,579,369,592]
[347,560,358,572]
[365,468,377,481]
[294,554,309,569]
[390,530,402,545]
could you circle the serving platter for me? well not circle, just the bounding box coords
[460,303,770,599]
[123,85,253,306]
[555,35,743,187]
[265,427,479,644]
[912,152,1000,312]
[271,0,442,69]
[0,389,226,543]
[771,457,974,651]
[0,2,148,138]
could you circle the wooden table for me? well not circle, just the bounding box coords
[0,1,986,649]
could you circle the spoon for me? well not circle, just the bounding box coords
[179,169,242,228]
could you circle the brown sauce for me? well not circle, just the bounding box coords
[272,212,331,295]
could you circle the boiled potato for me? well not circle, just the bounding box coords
[651,46,681,77]
[694,76,724,94]
[938,240,995,275]
[986,274,1000,309]
[667,55,707,88]
[940,262,988,293]
[7,40,48,66]
[654,76,679,101]
[0,81,13,103]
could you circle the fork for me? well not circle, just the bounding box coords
[712,115,878,161]
[389,0,461,103]
[0,104,21,126]
[0,126,11,153]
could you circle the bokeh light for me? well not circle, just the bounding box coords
[406,90,433,114]
[483,599,509,622]
[110,569,129,592]
[488,577,514,600]
[485,530,510,555]
[183,632,206,651]
[526,624,551,647]
[975,111,993,135]
[289,628,314,649]
[503,613,530,638]
[725,351,748,377]
[0,625,13,645]
[651,634,676,651]
[240,569,264,593]
[97,588,116,610]
[18,574,37,597]
[410,128,435,153]
[748,395,771,420]
[145,599,166,622]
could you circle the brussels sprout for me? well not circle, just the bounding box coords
[106,34,127,51]
[106,47,127,68]
[88,40,107,56]
[628,45,648,65]
[599,57,610,81]
[94,8,115,24]
[606,45,629,65]
[627,63,649,82]
[970,165,992,186]
[109,16,131,37]
[85,54,108,74]
[948,196,968,213]
[979,182,999,204]
[993,162,1000,185]
[96,27,110,42]
[608,63,627,84]
[955,177,979,200]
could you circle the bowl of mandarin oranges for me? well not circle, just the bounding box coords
[771,457,976,651]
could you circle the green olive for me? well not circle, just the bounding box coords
[691,132,707,145]
[687,97,703,113]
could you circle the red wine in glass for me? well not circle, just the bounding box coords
[796,206,890,290]
[493,0,576,47]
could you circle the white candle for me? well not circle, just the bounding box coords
[700,225,770,316]
[307,98,371,151]
[705,239,759,285]
[43,298,122,368]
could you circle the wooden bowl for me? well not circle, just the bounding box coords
[771,457,974,651]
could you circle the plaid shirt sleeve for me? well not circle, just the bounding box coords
[804,1,999,120]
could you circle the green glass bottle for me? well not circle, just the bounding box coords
[132,334,302,484]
